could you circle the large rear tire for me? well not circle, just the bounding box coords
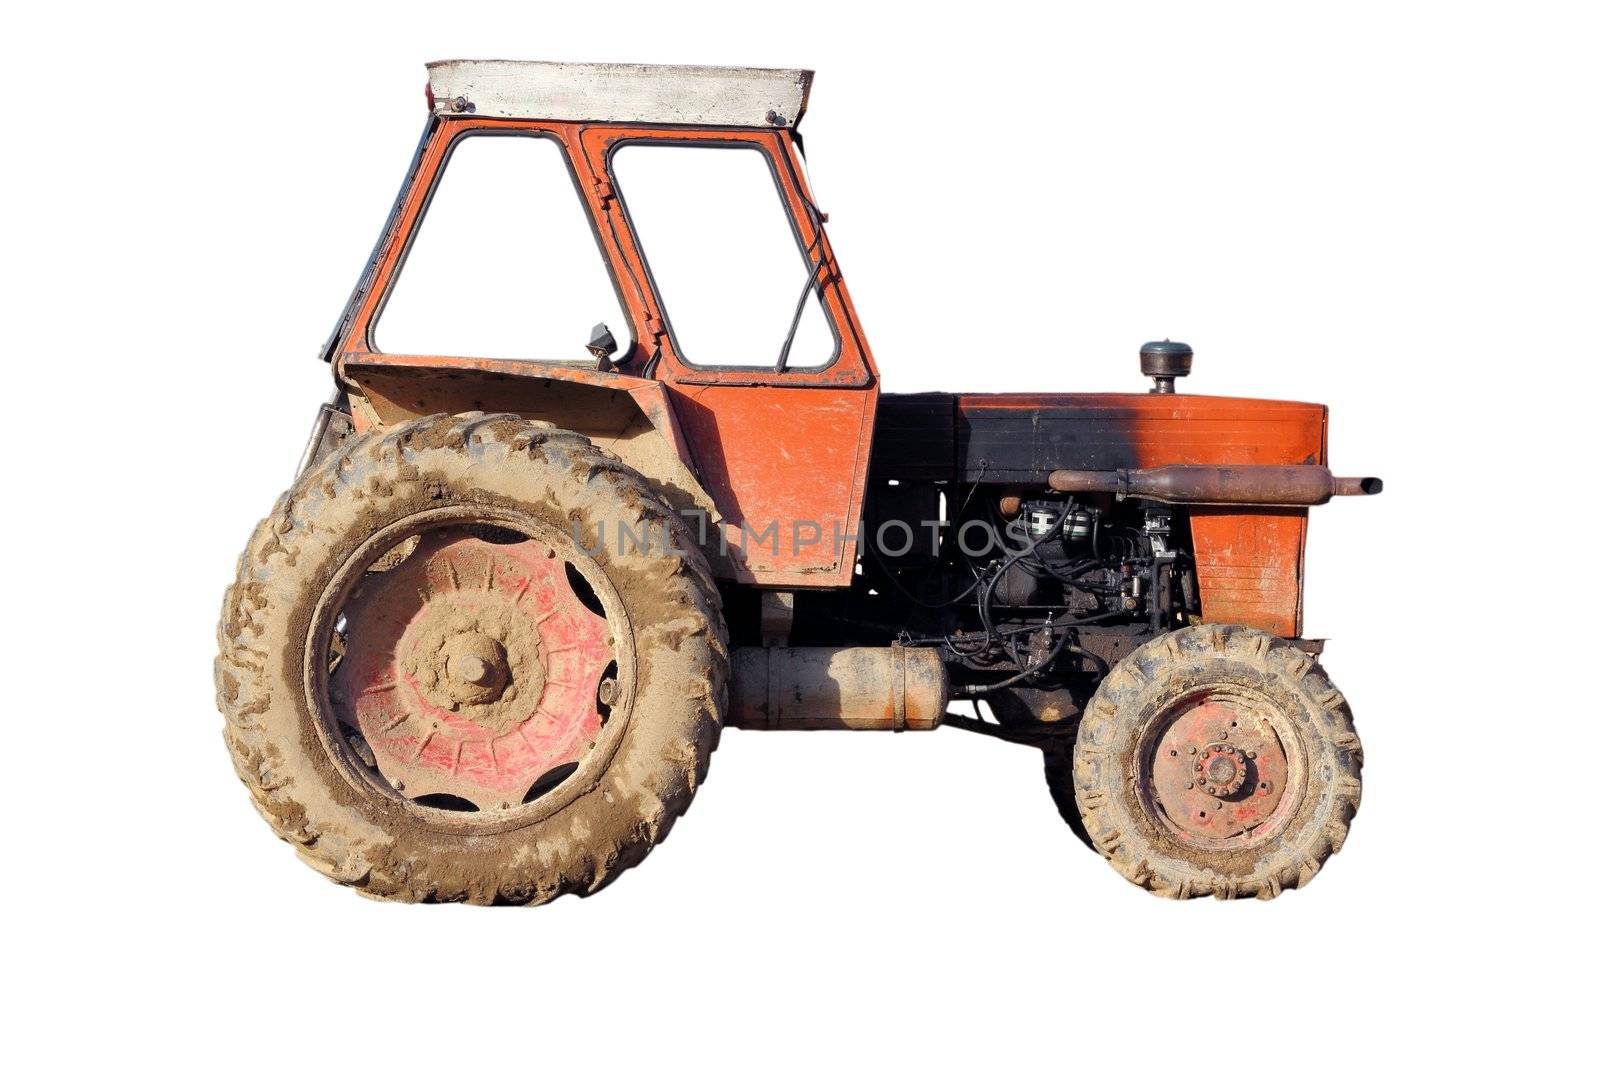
[1068,624,1362,899]
[215,413,727,904]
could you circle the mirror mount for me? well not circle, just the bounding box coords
[586,322,624,370]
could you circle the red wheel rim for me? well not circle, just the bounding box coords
[1142,690,1299,849]
[330,527,615,813]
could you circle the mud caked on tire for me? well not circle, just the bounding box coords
[1063,624,1362,899]
[215,413,727,904]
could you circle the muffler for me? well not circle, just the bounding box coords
[1046,464,1382,506]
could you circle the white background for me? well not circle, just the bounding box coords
[6,1,1594,1062]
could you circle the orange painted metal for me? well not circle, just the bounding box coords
[1188,508,1309,637]
[953,392,1326,636]
[578,125,878,584]
[328,115,1326,624]
[952,392,1325,468]
[331,117,878,588]
[339,352,695,460]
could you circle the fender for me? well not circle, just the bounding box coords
[336,353,728,571]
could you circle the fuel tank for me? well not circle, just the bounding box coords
[727,646,948,731]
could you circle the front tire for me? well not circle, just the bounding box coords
[215,413,727,904]
[1068,624,1362,899]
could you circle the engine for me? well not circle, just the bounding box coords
[790,488,1200,718]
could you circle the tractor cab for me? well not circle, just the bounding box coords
[324,61,876,586]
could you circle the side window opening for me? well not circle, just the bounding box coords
[610,143,836,370]
[375,134,628,361]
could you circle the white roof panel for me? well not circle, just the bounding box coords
[426,60,814,128]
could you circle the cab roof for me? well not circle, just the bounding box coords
[426,60,814,129]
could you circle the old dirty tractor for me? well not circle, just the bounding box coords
[217,61,1379,903]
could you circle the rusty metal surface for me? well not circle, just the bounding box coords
[320,77,1358,620]
[727,646,947,730]
[329,117,879,589]
[1145,694,1291,845]
[871,392,1330,482]
[1188,507,1308,637]
[334,528,614,811]
[1047,464,1383,506]
[426,60,813,128]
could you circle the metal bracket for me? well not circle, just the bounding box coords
[760,591,795,648]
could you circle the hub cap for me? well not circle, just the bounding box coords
[1146,695,1293,845]
[331,528,614,813]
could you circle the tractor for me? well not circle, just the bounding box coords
[216,60,1378,903]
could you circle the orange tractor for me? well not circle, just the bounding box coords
[217,61,1378,903]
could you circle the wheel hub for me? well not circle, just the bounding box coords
[1147,697,1290,843]
[1196,743,1249,797]
[332,528,613,812]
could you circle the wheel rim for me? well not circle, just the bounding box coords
[1140,686,1304,850]
[314,513,626,821]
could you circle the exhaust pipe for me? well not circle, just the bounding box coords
[728,646,948,731]
[1046,464,1382,506]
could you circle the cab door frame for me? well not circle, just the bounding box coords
[581,125,879,586]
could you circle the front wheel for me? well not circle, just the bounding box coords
[1066,624,1363,899]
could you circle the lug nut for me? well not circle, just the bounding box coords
[1188,746,1197,754]
[1213,801,1223,810]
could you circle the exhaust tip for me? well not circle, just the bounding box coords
[1334,476,1384,497]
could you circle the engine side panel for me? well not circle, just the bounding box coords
[871,391,1328,635]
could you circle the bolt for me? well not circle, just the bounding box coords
[1220,731,1229,740]
[1222,744,1234,753]
[1185,783,1194,790]
[1188,746,1197,755]
[1195,763,1205,772]
[1246,750,1257,759]
[598,678,619,705]
[456,655,489,684]
[1213,801,1223,810]
[1170,749,1178,757]
[1206,786,1217,795]
[1260,782,1272,793]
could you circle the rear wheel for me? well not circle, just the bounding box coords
[1067,624,1362,899]
[215,413,726,904]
